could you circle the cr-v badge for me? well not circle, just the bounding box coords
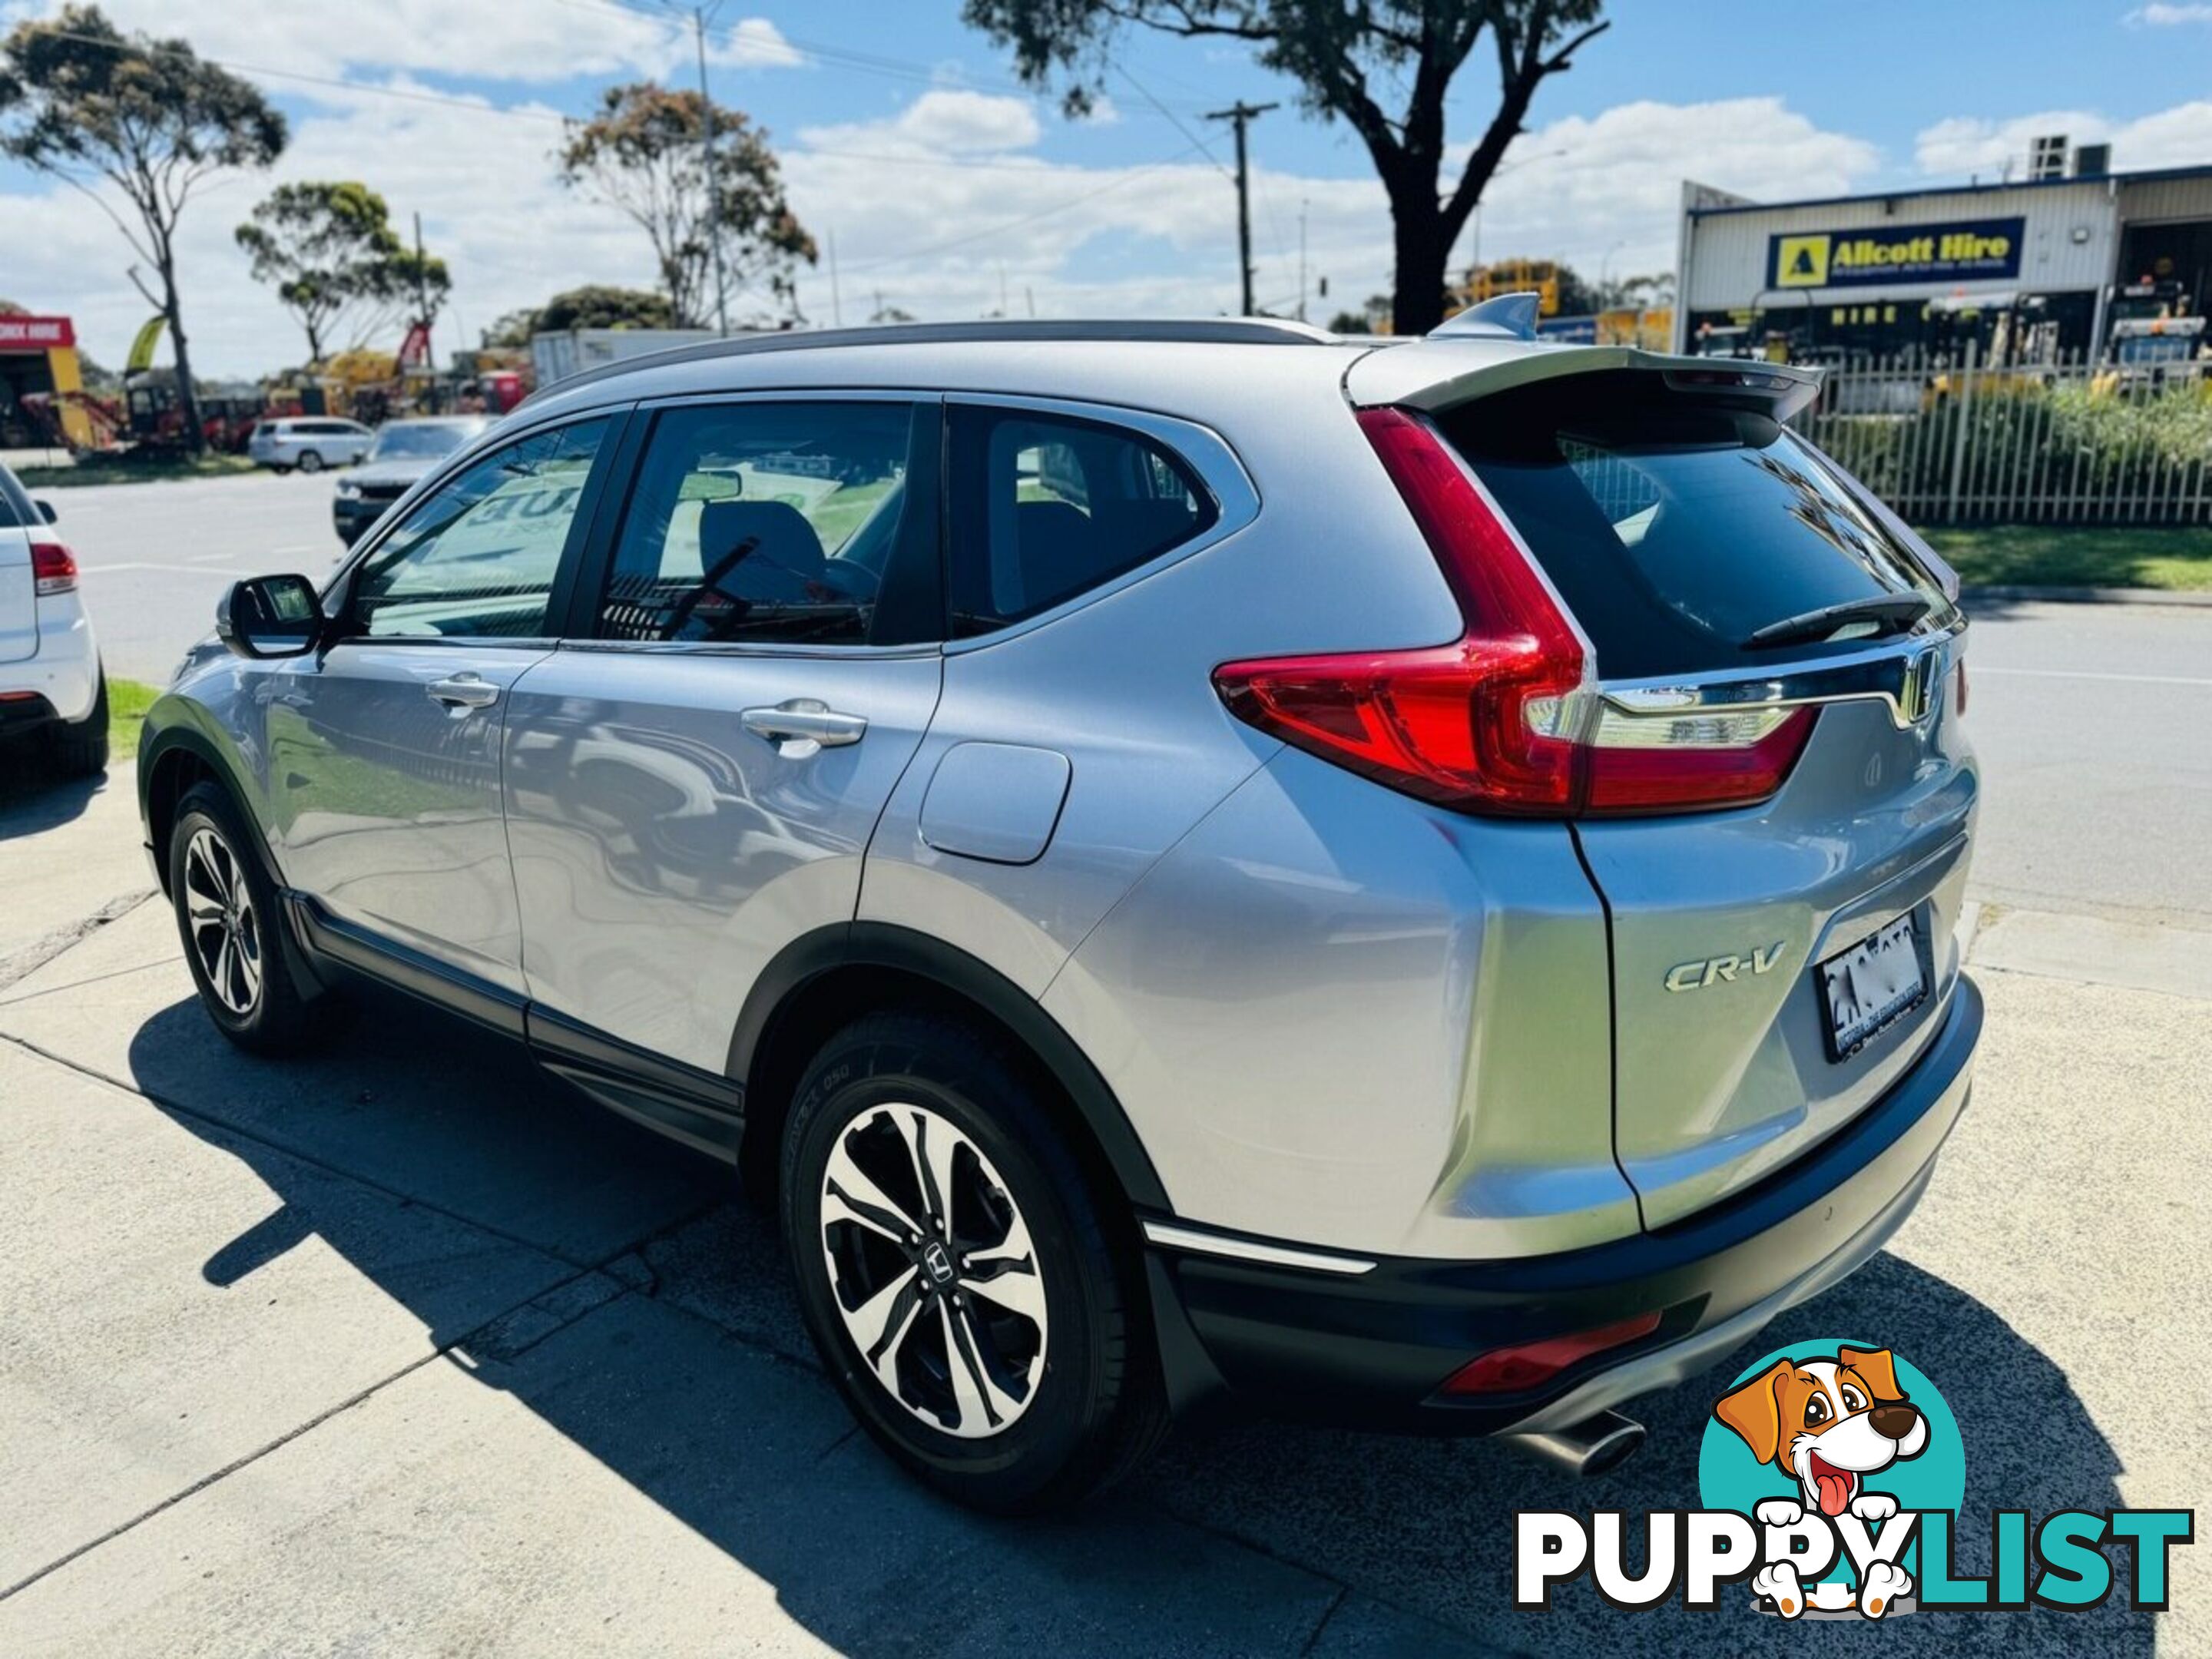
[1666,943,1786,992]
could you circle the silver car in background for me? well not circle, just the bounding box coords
[246,416,373,473]
[137,316,1981,1514]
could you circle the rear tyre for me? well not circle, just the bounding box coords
[781,1012,1167,1514]
[168,781,331,1054]
[48,674,109,777]
[295,450,324,474]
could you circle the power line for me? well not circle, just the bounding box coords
[551,0,1214,115]
[1110,58,1231,180]
[0,16,1168,175]
[840,140,1209,273]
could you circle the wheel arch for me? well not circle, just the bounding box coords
[727,922,1171,1223]
[141,728,242,896]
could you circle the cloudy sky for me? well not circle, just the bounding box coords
[3,0,2210,377]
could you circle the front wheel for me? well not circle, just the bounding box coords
[295,449,323,474]
[781,1012,1166,1513]
[168,781,333,1053]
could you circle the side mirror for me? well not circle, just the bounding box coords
[217,574,323,660]
[35,499,57,525]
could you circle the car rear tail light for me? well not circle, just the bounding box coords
[1438,1310,1663,1396]
[31,541,78,597]
[1212,407,1816,817]
[1954,660,1969,716]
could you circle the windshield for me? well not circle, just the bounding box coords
[369,422,482,462]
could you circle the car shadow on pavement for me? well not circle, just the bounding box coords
[0,762,106,832]
[121,991,2157,1659]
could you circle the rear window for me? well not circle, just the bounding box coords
[1441,371,1955,679]
[948,406,1216,635]
[0,467,28,528]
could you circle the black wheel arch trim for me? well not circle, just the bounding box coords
[137,723,260,892]
[726,920,1173,1215]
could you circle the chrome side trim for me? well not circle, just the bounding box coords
[1142,1220,1379,1276]
[1599,629,1962,730]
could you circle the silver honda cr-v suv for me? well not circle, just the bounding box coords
[138,313,1980,1513]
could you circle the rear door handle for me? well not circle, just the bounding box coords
[428,674,501,711]
[741,698,867,758]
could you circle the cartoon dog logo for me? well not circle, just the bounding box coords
[1713,1345,1929,1619]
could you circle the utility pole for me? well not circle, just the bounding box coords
[412,210,435,412]
[1207,101,1277,315]
[691,3,730,336]
[828,228,843,326]
[1297,197,1308,322]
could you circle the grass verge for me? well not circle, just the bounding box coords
[110,677,160,762]
[1919,525,2212,593]
[15,453,260,490]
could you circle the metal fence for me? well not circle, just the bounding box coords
[1788,346,2212,526]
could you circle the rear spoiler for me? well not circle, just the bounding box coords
[1345,340,1823,422]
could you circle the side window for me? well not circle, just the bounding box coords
[349,418,607,640]
[949,406,1216,635]
[597,400,916,646]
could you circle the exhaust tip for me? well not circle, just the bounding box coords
[1505,1409,1646,1479]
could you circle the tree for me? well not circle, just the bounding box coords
[236,181,449,364]
[557,82,815,329]
[480,309,540,349]
[1329,291,1395,333]
[962,1,1607,335]
[536,284,676,333]
[0,4,284,451]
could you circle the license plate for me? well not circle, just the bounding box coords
[1820,912,1926,1058]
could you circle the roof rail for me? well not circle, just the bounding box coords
[521,316,1340,407]
[1428,292,1543,343]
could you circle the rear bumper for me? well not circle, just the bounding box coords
[1,631,98,731]
[1144,973,1982,1434]
[0,690,60,736]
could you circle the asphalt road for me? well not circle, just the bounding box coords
[39,469,353,685]
[43,470,2212,929]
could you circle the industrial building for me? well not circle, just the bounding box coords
[1673,140,2212,364]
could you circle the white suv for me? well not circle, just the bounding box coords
[247,417,373,474]
[0,464,106,775]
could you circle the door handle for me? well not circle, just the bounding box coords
[428,674,501,711]
[740,698,867,758]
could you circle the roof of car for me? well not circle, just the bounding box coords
[507,316,1792,434]
[518,319,1359,411]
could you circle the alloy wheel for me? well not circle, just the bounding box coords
[818,1101,1048,1439]
[183,826,263,1016]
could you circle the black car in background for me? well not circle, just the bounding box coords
[332,416,495,545]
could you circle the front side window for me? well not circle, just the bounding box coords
[597,400,918,647]
[349,417,607,640]
[949,406,1216,636]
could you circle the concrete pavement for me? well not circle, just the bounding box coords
[0,757,2206,1654]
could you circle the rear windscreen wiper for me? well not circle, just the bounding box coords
[1743,593,1932,651]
